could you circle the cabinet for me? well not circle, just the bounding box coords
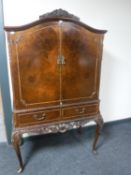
[5,9,107,173]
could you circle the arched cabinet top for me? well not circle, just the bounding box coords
[4,9,107,34]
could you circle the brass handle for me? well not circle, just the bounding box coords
[57,55,65,65]
[76,107,86,114]
[61,55,65,65]
[33,113,46,121]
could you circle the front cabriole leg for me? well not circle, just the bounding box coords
[12,131,24,173]
[92,114,104,153]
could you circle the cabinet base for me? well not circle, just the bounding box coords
[12,114,103,173]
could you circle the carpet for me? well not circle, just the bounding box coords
[0,118,131,175]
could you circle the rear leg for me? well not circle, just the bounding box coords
[92,115,104,153]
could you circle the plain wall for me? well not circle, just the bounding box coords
[2,0,131,124]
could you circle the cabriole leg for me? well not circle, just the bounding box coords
[12,132,24,173]
[92,115,104,153]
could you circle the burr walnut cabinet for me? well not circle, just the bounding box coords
[5,9,107,173]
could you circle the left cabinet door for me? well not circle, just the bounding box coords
[7,23,60,110]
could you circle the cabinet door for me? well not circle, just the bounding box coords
[61,22,102,104]
[9,24,60,109]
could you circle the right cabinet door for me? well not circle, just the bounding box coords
[61,22,102,105]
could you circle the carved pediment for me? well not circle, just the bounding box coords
[39,9,80,21]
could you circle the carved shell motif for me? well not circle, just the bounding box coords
[39,9,80,21]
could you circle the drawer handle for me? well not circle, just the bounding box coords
[33,113,46,121]
[75,107,86,114]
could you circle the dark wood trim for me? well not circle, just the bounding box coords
[4,9,107,34]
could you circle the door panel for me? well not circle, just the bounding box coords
[61,22,100,103]
[15,25,60,107]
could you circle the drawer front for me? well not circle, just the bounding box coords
[62,104,98,119]
[15,110,60,127]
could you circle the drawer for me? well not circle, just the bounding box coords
[62,104,98,119]
[15,109,60,127]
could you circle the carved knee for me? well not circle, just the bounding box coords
[12,132,22,148]
[95,114,104,130]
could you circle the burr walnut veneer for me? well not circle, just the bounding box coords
[5,9,107,173]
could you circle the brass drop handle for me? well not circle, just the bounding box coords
[33,113,46,121]
[76,107,86,114]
